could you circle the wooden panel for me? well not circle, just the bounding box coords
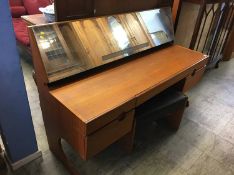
[175,2,200,48]
[54,0,173,21]
[85,110,134,158]
[223,25,234,61]
[183,65,206,92]
[183,0,224,4]
[95,0,172,16]
[172,0,181,24]
[55,0,94,21]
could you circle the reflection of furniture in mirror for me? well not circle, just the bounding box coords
[29,6,208,175]
[94,0,172,16]
[31,8,175,83]
[34,25,87,82]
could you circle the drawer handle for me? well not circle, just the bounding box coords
[192,69,197,76]
[118,114,127,122]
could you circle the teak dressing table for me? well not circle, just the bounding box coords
[28,7,208,175]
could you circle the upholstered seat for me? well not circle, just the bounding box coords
[136,90,188,127]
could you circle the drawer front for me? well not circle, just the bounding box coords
[85,110,134,159]
[183,66,206,92]
[85,99,135,135]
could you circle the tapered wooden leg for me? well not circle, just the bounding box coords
[47,134,80,175]
[118,119,136,154]
[166,107,186,131]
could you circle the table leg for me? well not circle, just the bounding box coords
[40,98,81,175]
[47,133,80,175]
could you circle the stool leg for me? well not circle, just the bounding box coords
[166,105,186,130]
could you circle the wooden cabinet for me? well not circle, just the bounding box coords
[95,0,172,16]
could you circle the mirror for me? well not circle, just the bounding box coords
[32,7,174,83]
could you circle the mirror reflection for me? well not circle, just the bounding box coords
[32,7,174,83]
[139,8,174,45]
[108,16,131,51]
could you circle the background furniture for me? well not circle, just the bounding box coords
[9,0,52,50]
[223,18,234,60]
[176,0,234,68]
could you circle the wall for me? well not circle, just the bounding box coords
[0,0,39,165]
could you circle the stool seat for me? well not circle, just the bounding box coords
[136,90,188,121]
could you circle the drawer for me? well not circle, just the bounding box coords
[85,99,135,135]
[85,110,134,159]
[183,66,206,92]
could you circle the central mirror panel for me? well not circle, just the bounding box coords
[32,7,174,83]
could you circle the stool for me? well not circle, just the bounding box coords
[136,90,188,130]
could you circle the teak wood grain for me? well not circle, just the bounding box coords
[50,45,207,127]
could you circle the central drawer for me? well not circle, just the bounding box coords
[85,110,134,159]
